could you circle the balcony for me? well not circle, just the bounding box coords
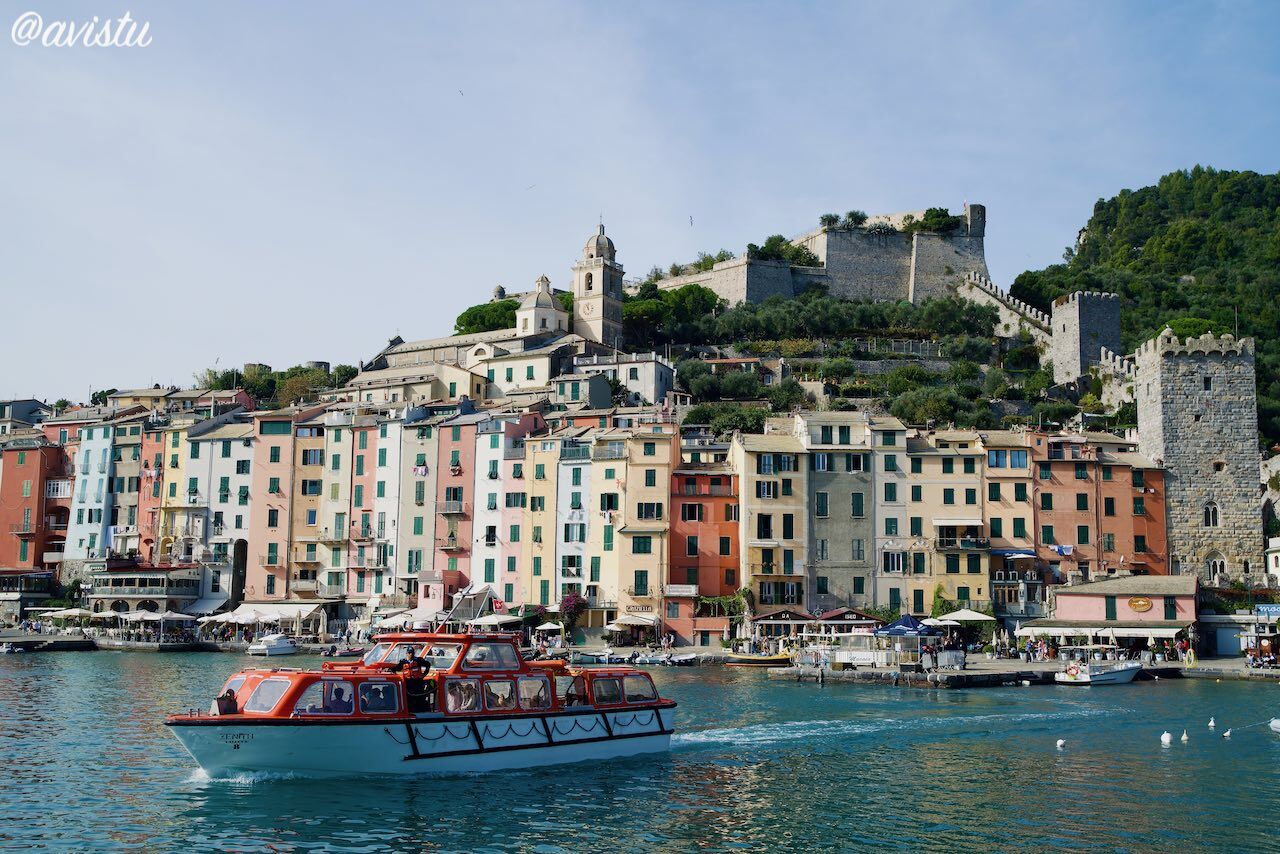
[418,569,444,586]
[560,446,591,461]
[441,501,466,515]
[319,581,346,598]
[42,551,65,564]
[593,447,627,461]
[260,554,282,567]
[351,526,374,541]
[291,578,319,594]
[9,524,34,537]
[503,447,525,460]
[748,563,800,577]
[625,586,654,598]
[294,551,322,565]
[440,536,464,552]
[934,537,991,551]
[350,554,390,569]
[678,484,733,496]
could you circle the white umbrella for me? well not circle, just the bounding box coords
[603,622,624,632]
[48,607,94,619]
[938,608,996,623]
[468,613,521,626]
[534,621,562,632]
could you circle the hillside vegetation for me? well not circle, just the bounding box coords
[1010,167,1280,444]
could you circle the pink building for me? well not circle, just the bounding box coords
[1023,575,1197,645]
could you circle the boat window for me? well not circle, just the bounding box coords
[361,643,393,666]
[222,675,247,696]
[243,678,291,714]
[419,643,462,670]
[518,676,552,710]
[293,680,355,715]
[462,643,521,670]
[358,682,400,714]
[623,674,658,703]
[561,675,588,707]
[445,678,481,713]
[209,676,248,715]
[385,643,420,664]
[483,679,517,711]
[591,677,622,705]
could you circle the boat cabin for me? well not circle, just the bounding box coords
[201,632,663,722]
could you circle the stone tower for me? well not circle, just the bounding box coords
[1134,329,1262,583]
[571,224,623,348]
[1049,291,1122,382]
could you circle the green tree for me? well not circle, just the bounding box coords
[89,388,117,407]
[330,364,359,387]
[845,210,868,227]
[454,299,519,335]
[277,369,329,406]
[719,371,762,399]
[767,378,807,411]
[819,213,840,228]
[53,398,71,412]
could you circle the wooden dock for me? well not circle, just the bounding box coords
[769,664,1186,688]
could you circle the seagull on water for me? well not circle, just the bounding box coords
[1160,731,1173,745]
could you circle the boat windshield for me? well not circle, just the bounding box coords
[361,643,394,666]
[419,643,462,670]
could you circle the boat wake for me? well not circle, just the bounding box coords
[672,707,1114,750]
[186,767,311,786]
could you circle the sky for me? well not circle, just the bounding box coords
[2,0,1279,403]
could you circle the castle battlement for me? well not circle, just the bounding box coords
[1053,289,1121,307]
[962,271,1050,326]
[1095,345,1135,377]
[1136,328,1255,360]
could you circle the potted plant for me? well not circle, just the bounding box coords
[983,644,995,660]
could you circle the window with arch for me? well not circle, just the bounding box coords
[1203,502,1220,527]
[585,272,593,291]
[1207,553,1226,579]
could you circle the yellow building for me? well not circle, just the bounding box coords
[903,430,989,615]
[613,426,678,633]
[731,431,808,610]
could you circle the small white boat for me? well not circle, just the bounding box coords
[1055,659,1142,685]
[1269,718,1280,734]
[0,643,23,654]
[246,634,299,657]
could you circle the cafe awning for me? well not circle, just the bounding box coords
[611,614,656,627]
[183,595,229,616]
[1015,620,1191,639]
[933,518,983,528]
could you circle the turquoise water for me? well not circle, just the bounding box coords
[2,653,1279,852]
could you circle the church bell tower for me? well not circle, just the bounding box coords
[571,224,623,349]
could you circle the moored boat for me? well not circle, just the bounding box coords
[724,651,793,668]
[166,631,676,777]
[1054,659,1142,685]
[246,634,300,657]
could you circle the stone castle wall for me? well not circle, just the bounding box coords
[1050,291,1122,382]
[1135,330,1262,582]
[953,272,1051,348]
[647,203,989,307]
[1091,346,1136,409]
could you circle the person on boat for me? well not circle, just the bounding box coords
[327,686,353,713]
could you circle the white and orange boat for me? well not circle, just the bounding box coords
[165,631,677,777]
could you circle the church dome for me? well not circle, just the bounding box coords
[583,224,615,261]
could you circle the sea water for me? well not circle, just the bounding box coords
[1,652,1278,852]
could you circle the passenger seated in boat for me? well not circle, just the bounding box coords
[483,680,516,711]
[563,675,588,707]
[327,686,353,714]
[215,689,238,715]
[445,679,480,712]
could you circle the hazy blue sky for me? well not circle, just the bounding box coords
[3,0,1279,402]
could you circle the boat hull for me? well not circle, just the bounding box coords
[167,705,675,778]
[1054,662,1142,685]
[246,646,298,657]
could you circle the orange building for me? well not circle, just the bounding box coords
[665,431,740,647]
[1030,431,1167,585]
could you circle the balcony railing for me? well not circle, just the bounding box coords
[503,447,525,460]
[625,586,654,598]
[441,536,463,551]
[319,582,346,598]
[351,526,374,540]
[560,446,591,461]
[295,551,322,564]
[260,554,281,567]
[677,485,733,496]
[934,537,991,551]
[42,550,65,563]
[748,563,799,576]
[9,524,34,535]
[593,447,627,460]
[441,501,466,515]
[291,578,318,593]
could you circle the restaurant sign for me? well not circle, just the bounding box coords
[1128,596,1153,613]
[1255,604,1280,618]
